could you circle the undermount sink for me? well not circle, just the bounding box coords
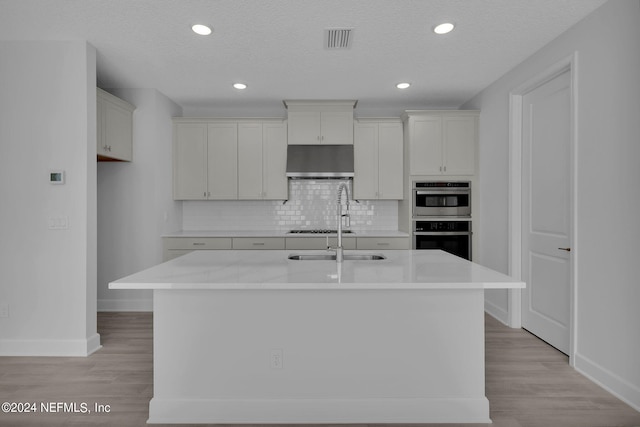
[288,253,386,261]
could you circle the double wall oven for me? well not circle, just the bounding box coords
[412,181,472,260]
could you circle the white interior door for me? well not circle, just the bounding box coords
[521,70,572,354]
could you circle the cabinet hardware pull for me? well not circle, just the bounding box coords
[558,247,571,252]
[253,242,265,246]
[193,243,205,246]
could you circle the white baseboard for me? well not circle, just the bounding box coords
[0,333,101,357]
[147,397,491,424]
[98,298,153,312]
[485,299,510,325]
[574,352,640,412]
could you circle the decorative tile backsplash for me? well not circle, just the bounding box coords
[183,179,398,231]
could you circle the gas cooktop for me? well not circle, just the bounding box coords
[288,229,354,234]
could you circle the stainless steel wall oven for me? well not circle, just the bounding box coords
[412,181,472,260]
[413,220,472,260]
[413,181,471,217]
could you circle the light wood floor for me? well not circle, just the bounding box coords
[1,312,639,427]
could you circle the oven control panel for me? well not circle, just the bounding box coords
[414,221,471,232]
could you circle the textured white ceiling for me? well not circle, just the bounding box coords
[0,0,607,115]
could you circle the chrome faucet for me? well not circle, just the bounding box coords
[335,182,351,263]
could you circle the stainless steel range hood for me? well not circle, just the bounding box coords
[286,145,354,178]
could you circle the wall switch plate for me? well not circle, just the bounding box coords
[47,216,69,230]
[270,349,283,369]
[0,303,9,318]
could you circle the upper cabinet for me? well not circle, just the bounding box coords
[284,100,356,145]
[173,118,287,201]
[354,118,404,200]
[238,121,288,200]
[97,88,135,162]
[403,110,478,176]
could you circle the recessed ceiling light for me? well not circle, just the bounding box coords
[396,82,411,89]
[233,83,247,90]
[433,22,455,35]
[192,24,212,36]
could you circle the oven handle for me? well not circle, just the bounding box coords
[414,189,470,194]
[413,231,472,236]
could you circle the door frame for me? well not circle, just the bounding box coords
[508,52,579,365]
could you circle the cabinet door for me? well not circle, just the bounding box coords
[173,123,208,200]
[321,111,353,145]
[353,122,378,199]
[238,122,263,199]
[377,122,404,199]
[410,116,442,175]
[263,122,288,199]
[102,101,133,161]
[207,123,238,199]
[287,111,321,144]
[443,115,476,175]
[97,89,133,161]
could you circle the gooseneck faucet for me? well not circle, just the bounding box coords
[335,182,351,263]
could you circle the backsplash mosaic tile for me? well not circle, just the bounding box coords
[183,179,398,231]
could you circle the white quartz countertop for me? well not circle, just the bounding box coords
[162,230,409,238]
[110,249,524,291]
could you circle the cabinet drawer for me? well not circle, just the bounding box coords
[163,237,233,251]
[356,237,409,250]
[232,237,285,250]
[285,237,357,250]
[165,249,194,261]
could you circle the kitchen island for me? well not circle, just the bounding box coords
[110,249,524,424]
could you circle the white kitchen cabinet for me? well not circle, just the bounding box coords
[97,88,134,161]
[173,122,208,199]
[162,237,233,261]
[172,121,238,200]
[403,111,478,176]
[232,237,285,250]
[356,237,409,250]
[354,118,403,199]
[174,118,287,201]
[207,122,238,199]
[284,100,356,145]
[238,121,287,200]
[285,237,357,250]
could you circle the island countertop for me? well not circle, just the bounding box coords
[109,249,524,291]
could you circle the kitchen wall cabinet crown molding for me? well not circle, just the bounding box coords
[284,100,357,145]
[354,118,404,200]
[172,117,287,201]
[97,88,135,162]
[402,110,479,176]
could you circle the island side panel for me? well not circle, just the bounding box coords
[149,288,489,424]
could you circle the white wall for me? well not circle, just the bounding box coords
[183,179,398,231]
[463,0,640,410]
[0,41,99,356]
[97,89,182,311]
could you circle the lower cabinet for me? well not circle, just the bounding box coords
[232,237,285,250]
[285,237,357,251]
[164,236,409,261]
[163,237,232,261]
[356,237,409,250]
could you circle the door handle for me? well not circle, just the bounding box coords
[558,247,571,252]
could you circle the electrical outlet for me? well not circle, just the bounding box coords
[0,303,9,318]
[270,349,283,369]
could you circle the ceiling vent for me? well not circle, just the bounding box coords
[324,28,353,49]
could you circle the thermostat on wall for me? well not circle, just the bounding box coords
[49,170,65,184]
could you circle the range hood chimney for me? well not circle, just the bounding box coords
[286,145,354,178]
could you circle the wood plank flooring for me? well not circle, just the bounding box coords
[1,312,639,427]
